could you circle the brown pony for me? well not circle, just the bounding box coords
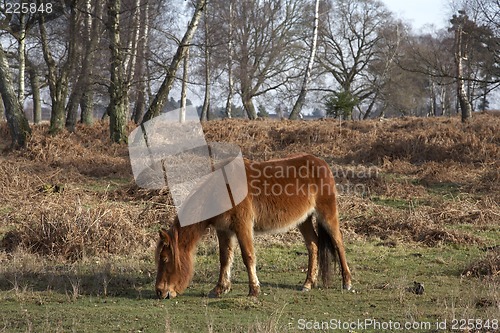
[155,154,352,299]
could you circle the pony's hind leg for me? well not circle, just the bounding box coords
[298,216,319,291]
[210,230,236,298]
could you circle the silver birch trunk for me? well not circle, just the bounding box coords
[107,0,128,143]
[179,47,189,123]
[200,8,210,122]
[225,1,234,119]
[28,64,41,124]
[81,0,104,125]
[125,0,141,98]
[454,20,473,122]
[289,0,319,120]
[18,11,26,107]
[132,0,149,124]
[0,44,31,148]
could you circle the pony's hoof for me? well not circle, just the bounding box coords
[343,284,352,291]
[209,285,231,298]
[301,287,311,292]
[208,290,221,298]
[247,289,260,298]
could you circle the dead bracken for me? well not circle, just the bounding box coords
[0,114,498,260]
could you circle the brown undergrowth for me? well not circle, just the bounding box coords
[462,246,500,279]
[0,114,498,261]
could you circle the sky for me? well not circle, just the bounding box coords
[381,0,450,31]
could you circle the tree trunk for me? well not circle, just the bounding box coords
[80,91,94,125]
[28,65,41,124]
[242,92,257,119]
[17,10,26,107]
[428,76,437,117]
[454,17,473,122]
[142,0,206,123]
[122,0,141,113]
[131,0,149,124]
[0,95,4,121]
[200,8,210,122]
[289,0,319,120]
[0,44,31,148]
[363,93,377,120]
[179,47,189,123]
[124,0,141,86]
[107,0,128,143]
[65,85,81,132]
[225,0,234,119]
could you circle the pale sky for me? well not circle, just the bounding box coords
[381,0,450,31]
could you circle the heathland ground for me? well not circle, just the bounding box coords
[0,114,498,332]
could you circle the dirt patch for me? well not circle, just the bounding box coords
[462,247,500,279]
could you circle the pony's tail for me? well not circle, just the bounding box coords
[317,222,339,288]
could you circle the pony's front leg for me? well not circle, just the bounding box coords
[209,230,236,298]
[236,228,260,297]
[298,217,319,291]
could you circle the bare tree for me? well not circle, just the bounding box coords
[231,0,305,119]
[66,0,104,130]
[317,0,394,118]
[358,22,403,119]
[37,0,78,134]
[142,0,206,123]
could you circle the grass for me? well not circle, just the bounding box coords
[0,241,498,333]
[370,196,413,210]
[81,176,132,194]
[424,182,463,197]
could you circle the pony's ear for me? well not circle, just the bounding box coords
[159,228,170,244]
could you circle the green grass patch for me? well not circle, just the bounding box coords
[424,182,463,198]
[1,240,498,332]
[82,177,131,194]
[370,196,413,210]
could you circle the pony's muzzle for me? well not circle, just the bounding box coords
[156,288,176,299]
[156,288,165,299]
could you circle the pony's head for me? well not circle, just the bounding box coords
[155,226,192,299]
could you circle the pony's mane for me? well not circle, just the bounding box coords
[154,239,162,264]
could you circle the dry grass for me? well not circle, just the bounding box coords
[3,201,152,260]
[0,114,499,260]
